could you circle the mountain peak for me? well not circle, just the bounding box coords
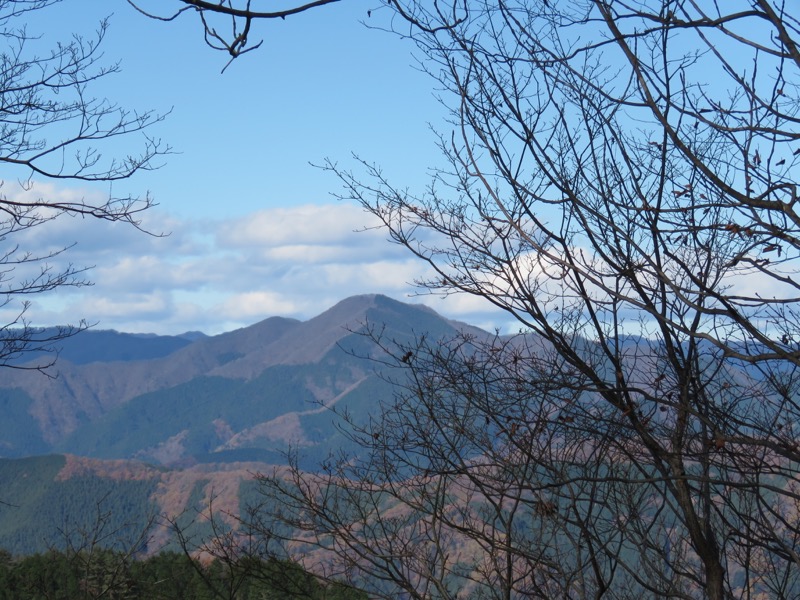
[0,294,485,458]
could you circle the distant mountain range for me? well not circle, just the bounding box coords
[0,294,484,467]
[0,295,491,555]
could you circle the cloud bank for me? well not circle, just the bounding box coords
[2,183,508,335]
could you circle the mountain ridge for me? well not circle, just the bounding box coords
[0,294,492,555]
[0,294,487,464]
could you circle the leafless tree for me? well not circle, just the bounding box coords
[153,0,800,597]
[251,329,678,598]
[0,0,167,369]
[170,492,367,599]
[127,0,341,71]
[169,494,270,600]
[53,494,156,600]
[326,2,800,598]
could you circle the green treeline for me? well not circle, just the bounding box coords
[0,549,366,600]
[0,456,159,556]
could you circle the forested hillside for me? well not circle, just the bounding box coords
[0,550,366,599]
[0,295,479,468]
[0,454,283,557]
[0,296,491,565]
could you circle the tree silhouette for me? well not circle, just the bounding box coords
[128,0,341,71]
[0,0,167,369]
[242,2,800,598]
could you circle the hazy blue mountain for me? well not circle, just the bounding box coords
[0,295,487,556]
[15,328,199,366]
[0,295,484,467]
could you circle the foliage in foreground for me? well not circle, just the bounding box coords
[0,548,366,600]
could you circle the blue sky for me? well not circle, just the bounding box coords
[5,0,511,335]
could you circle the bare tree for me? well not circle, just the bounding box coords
[142,0,800,597]
[53,493,156,600]
[170,492,369,599]
[234,1,800,599]
[0,0,167,369]
[127,0,341,70]
[251,330,669,598]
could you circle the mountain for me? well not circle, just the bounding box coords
[16,328,201,366]
[0,295,490,556]
[0,294,486,468]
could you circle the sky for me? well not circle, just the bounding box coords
[2,0,513,335]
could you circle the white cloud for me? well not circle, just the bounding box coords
[217,292,304,321]
[5,199,508,335]
[72,292,174,321]
[24,184,796,340]
[217,204,387,248]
